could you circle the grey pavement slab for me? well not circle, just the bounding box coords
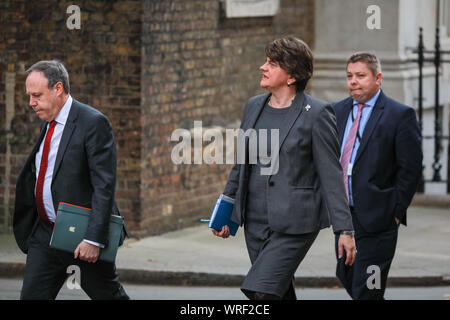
[1,206,449,286]
[115,206,450,279]
[2,278,450,300]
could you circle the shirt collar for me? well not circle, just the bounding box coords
[353,89,381,108]
[54,95,73,125]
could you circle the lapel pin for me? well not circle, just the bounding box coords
[305,104,311,111]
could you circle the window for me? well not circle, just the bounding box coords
[222,0,280,18]
[439,0,450,36]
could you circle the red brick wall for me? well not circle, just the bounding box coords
[0,0,142,231]
[0,0,314,235]
[139,0,314,235]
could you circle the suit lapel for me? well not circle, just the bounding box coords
[28,122,48,174]
[278,92,306,150]
[353,91,385,164]
[244,92,306,151]
[245,94,269,130]
[52,100,79,180]
[337,98,353,145]
[34,122,48,153]
[242,94,269,165]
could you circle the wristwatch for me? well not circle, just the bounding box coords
[340,230,355,237]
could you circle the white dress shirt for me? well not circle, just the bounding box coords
[35,95,103,248]
[340,89,381,206]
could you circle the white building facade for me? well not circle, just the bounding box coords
[311,0,450,194]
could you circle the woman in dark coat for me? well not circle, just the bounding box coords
[212,37,356,300]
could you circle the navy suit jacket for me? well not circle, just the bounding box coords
[333,90,422,233]
[14,99,128,253]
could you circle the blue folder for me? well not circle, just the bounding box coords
[208,194,239,236]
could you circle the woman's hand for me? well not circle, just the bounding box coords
[211,225,230,238]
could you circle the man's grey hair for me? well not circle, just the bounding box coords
[26,60,70,94]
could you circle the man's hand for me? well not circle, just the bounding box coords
[74,241,100,263]
[395,217,400,225]
[338,234,357,266]
[212,225,230,238]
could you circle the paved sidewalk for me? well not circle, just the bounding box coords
[1,206,449,287]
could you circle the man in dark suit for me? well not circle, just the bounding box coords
[333,52,422,299]
[14,60,129,299]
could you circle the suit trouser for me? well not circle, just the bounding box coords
[20,220,129,300]
[335,214,399,300]
[242,228,319,300]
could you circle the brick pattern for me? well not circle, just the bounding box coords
[140,0,314,235]
[0,0,313,235]
[0,0,142,231]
